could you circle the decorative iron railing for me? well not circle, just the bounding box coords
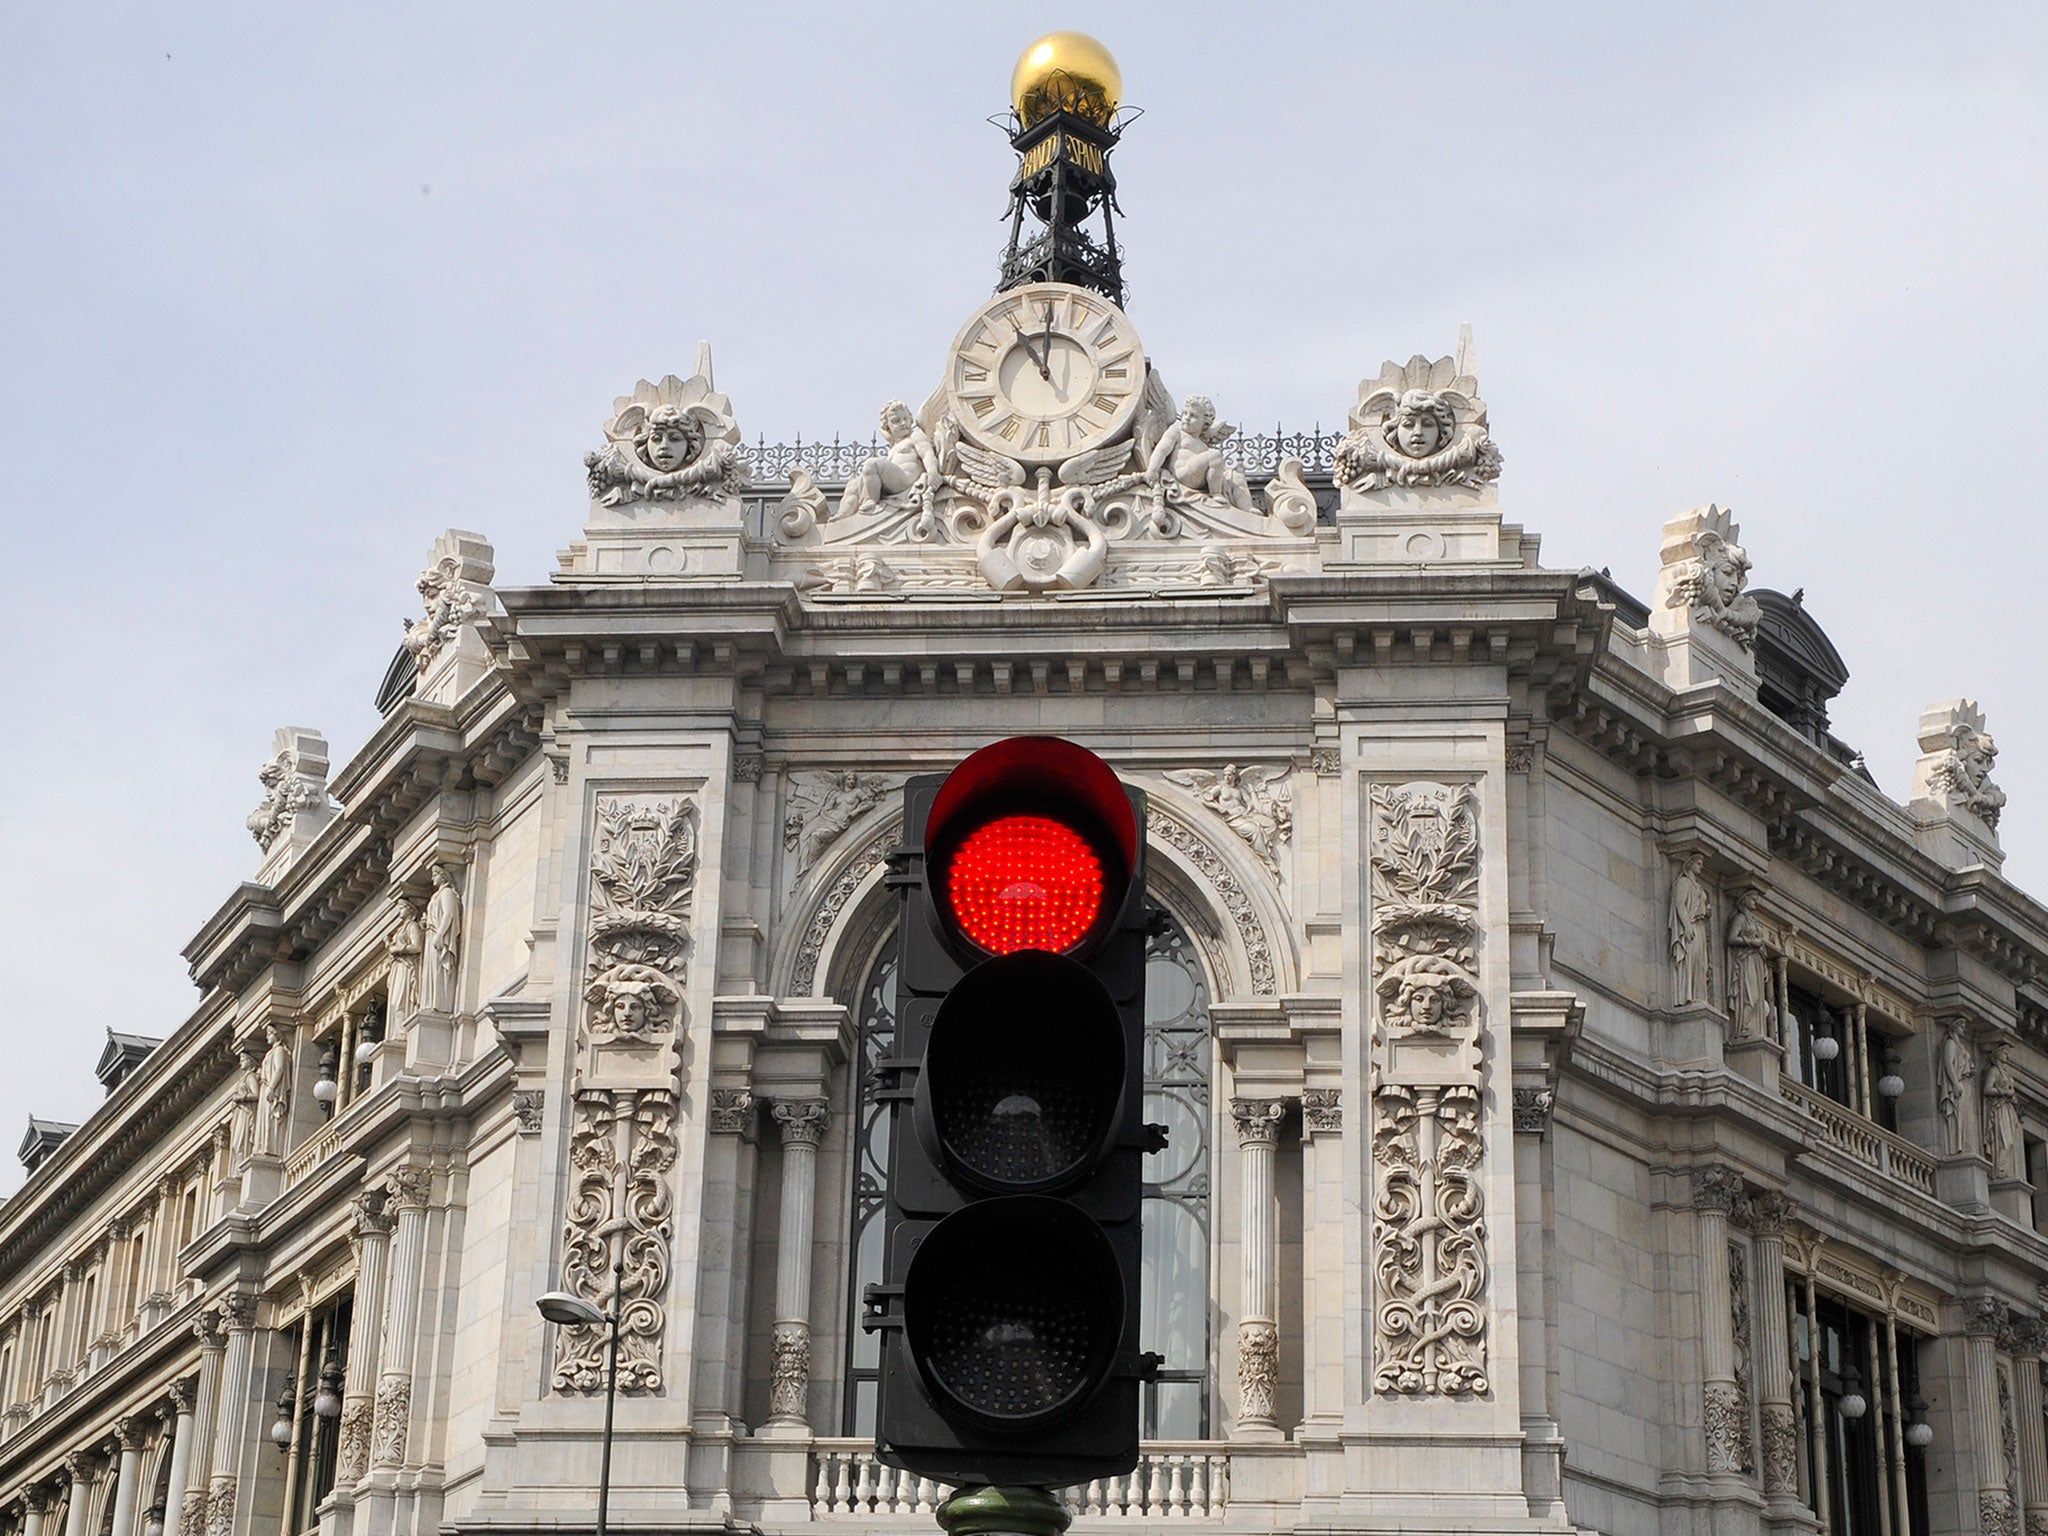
[739,428,1345,488]
[810,1441,1230,1519]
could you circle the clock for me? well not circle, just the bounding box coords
[944,282,1145,465]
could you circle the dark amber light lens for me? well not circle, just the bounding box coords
[942,815,1105,954]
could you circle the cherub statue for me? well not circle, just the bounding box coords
[1144,395,1254,511]
[583,962,679,1039]
[840,401,941,520]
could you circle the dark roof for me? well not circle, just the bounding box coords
[18,1119,79,1173]
[95,1029,163,1095]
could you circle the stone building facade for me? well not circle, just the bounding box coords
[0,268,2043,1536]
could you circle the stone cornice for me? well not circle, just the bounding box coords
[0,1005,235,1290]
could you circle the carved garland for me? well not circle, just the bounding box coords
[790,825,899,997]
[554,796,699,1396]
[1369,781,1488,1397]
[1150,807,1278,996]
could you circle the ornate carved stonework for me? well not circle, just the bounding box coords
[205,1483,234,1536]
[772,1098,829,1148]
[1231,1098,1286,1148]
[1968,1296,2013,1338]
[1691,1166,1745,1213]
[2002,1365,2020,1502]
[1512,1087,1554,1134]
[512,1090,545,1135]
[1504,744,1535,774]
[370,1374,409,1467]
[1914,699,2007,829]
[1368,779,1489,1398]
[337,1393,374,1483]
[733,752,764,784]
[1335,353,1502,494]
[384,1164,431,1210]
[1728,1241,1755,1475]
[180,1488,206,1536]
[1372,1083,1488,1396]
[1309,745,1340,778]
[709,1088,756,1135]
[555,794,700,1397]
[784,771,891,885]
[244,729,329,852]
[791,826,897,996]
[1301,1088,1342,1135]
[1985,1491,2021,1536]
[1164,765,1292,883]
[1704,1381,1747,1474]
[1237,1320,1279,1422]
[400,530,493,673]
[1657,505,1761,651]
[769,1321,811,1421]
[1152,808,1277,996]
[584,373,749,505]
[1760,1403,1799,1496]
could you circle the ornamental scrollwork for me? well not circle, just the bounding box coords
[1237,1320,1279,1423]
[1149,809,1277,996]
[1372,1083,1488,1396]
[1369,780,1489,1397]
[555,793,701,1397]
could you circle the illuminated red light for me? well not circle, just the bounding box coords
[942,815,1106,954]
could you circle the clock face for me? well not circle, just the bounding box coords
[945,283,1144,464]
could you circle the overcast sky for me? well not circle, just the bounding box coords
[2,3,2044,1194]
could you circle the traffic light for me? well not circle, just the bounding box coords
[864,736,1154,1489]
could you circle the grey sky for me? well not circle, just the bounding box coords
[2,3,2043,1193]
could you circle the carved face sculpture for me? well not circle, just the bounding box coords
[607,988,653,1034]
[640,406,701,472]
[1181,396,1216,435]
[1389,391,1453,458]
[430,863,451,890]
[880,401,915,442]
[1707,549,1747,606]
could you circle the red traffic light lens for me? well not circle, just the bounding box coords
[942,814,1105,956]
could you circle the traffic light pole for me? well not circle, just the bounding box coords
[937,1485,1072,1536]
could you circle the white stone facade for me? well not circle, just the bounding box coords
[0,307,2041,1536]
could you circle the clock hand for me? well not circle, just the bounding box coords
[1008,313,1052,380]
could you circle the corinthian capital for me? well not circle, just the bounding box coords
[1231,1097,1288,1148]
[770,1098,830,1148]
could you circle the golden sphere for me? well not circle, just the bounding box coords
[1011,31,1122,129]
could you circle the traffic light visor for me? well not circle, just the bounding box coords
[927,737,1139,957]
[924,951,1125,1193]
[904,1196,1127,1432]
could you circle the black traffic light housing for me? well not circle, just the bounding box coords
[864,737,1154,1488]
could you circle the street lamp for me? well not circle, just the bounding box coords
[537,1256,624,1536]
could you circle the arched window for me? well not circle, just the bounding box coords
[840,913,1215,1438]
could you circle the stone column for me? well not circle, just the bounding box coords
[59,1456,92,1536]
[1693,1167,1746,1474]
[370,1166,431,1470]
[204,1295,258,1536]
[1231,1097,1287,1439]
[2011,1321,2048,1536]
[160,1380,197,1536]
[147,1177,181,1314]
[108,1418,145,1536]
[1965,1297,2016,1536]
[764,1099,828,1432]
[22,1489,49,1536]
[337,1189,393,1487]
[1746,1194,1801,1503]
[180,1313,225,1536]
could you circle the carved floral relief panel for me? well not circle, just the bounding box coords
[554,795,700,1395]
[1367,780,1490,1397]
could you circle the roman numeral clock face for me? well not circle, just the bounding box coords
[945,283,1144,464]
